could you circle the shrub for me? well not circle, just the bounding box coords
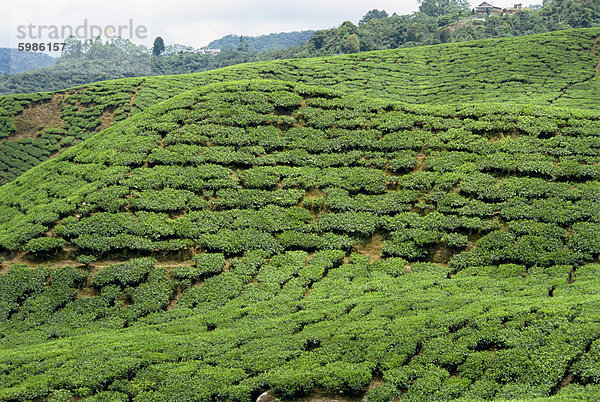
[319,212,379,235]
[0,116,17,138]
[25,237,67,254]
[132,268,173,316]
[569,222,600,256]
[130,188,192,211]
[382,240,426,259]
[172,265,200,280]
[200,229,283,255]
[192,253,226,276]
[0,265,48,319]
[277,231,322,250]
[94,258,157,287]
[238,167,280,189]
[229,251,267,276]
[370,257,408,277]
[267,368,316,398]
[51,266,87,288]
[442,233,469,248]
[366,383,397,402]
[76,255,97,268]
[316,362,372,393]
[177,272,245,307]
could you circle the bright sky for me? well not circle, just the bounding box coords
[1,0,544,53]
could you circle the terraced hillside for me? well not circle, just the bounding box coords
[1,28,599,186]
[2,80,600,400]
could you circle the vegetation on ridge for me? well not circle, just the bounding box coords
[1,0,599,96]
[1,28,599,187]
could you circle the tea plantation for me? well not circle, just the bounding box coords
[0,28,599,186]
[1,77,600,400]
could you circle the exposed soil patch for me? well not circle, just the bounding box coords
[118,293,132,307]
[166,287,183,310]
[304,188,326,200]
[76,285,101,299]
[0,249,198,278]
[0,252,34,272]
[566,227,574,239]
[413,149,427,172]
[302,188,327,217]
[568,267,576,284]
[590,36,600,77]
[465,229,483,252]
[129,86,140,115]
[256,390,278,402]
[550,371,574,396]
[354,234,383,262]
[12,93,65,140]
[98,109,116,131]
[559,372,573,389]
[367,376,384,390]
[447,21,478,33]
[280,389,366,402]
[427,243,453,264]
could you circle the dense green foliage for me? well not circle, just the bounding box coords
[300,0,600,56]
[0,31,314,96]
[418,0,470,18]
[206,31,316,52]
[3,255,599,401]
[0,28,599,187]
[0,38,151,95]
[1,80,600,399]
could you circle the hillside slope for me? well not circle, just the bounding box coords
[0,28,599,187]
[0,48,57,74]
[1,80,600,400]
[207,31,315,51]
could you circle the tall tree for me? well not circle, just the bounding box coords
[360,9,389,24]
[342,34,360,53]
[152,36,165,56]
[62,35,83,59]
[238,36,249,51]
[418,0,471,18]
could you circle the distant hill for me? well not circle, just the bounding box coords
[0,48,56,74]
[206,31,315,51]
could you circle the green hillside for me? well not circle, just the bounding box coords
[1,79,600,400]
[1,28,599,186]
[2,0,599,96]
[207,31,315,52]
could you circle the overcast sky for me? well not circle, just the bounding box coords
[2,0,543,52]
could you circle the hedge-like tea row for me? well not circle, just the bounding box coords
[0,29,599,185]
[0,80,599,271]
[1,80,600,400]
[1,255,600,400]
